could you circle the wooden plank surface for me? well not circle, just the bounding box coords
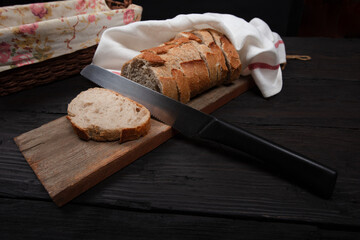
[13,77,253,206]
[1,37,360,239]
[2,198,359,240]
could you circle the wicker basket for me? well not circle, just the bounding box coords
[0,0,139,96]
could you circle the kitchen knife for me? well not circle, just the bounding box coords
[80,64,337,198]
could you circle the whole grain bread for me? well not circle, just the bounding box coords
[121,29,241,103]
[67,88,151,142]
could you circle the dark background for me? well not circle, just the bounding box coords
[1,0,359,38]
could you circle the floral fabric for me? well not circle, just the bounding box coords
[0,0,142,72]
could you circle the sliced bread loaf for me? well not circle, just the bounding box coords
[67,88,151,142]
[121,29,241,103]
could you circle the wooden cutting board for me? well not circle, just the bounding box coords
[14,77,253,207]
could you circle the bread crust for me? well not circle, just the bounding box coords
[67,88,151,143]
[180,59,211,98]
[118,117,151,143]
[139,51,165,66]
[207,29,241,82]
[171,68,190,103]
[186,30,229,87]
[166,40,211,100]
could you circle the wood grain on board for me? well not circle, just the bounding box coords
[14,77,253,206]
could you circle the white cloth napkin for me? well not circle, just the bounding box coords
[92,13,286,98]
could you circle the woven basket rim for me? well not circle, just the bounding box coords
[0,0,138,96]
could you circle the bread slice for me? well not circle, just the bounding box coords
[67,88,151,142]
[207,29,242,82]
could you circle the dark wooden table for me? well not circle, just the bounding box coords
[1,37,359,239]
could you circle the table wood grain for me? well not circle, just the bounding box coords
[1,37,360,239]
[13,77,252,207]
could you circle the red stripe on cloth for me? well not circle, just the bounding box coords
[248,62,280,70]
[275,40,284,48]
[111,70,121,75]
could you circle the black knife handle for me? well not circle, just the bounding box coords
[197,118,337,198]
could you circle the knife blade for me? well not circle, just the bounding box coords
[80,64,337,198]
